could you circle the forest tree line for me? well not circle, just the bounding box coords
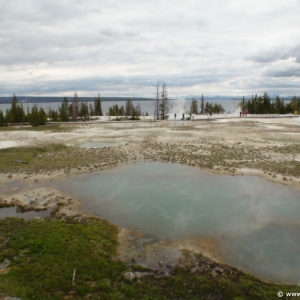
[1,91,299,126]
[0,92,147,126]
[239,93,300,114]
[0,93,104,126]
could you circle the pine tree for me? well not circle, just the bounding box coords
[94,93,103,116]
[80,102,89,120]
[190,97,198,114]
[29,105,40,126]
[72,92,79,121]
[136,103,141,116]
[38,107,47,125]
[59,97,70,122]
[0,110,4,127]
[240,96,246,111]
[125,99,133,116]
[11,94,18,122]
[200,94,205,114]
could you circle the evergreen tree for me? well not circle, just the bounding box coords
[15,104,26,123]
[240,96,247,111]
[190,97,198,114]
[48,108,59,121]
[200,94,205,114]
[262,92,272,113]
[38,107,47,125]
[28,105,47,126]
[0,110,5,127]
[28,105,40,126]
[94,93,103,116]
[120,105,125,116]
[136,103,141,116]
[11,94,18,122]
[80,102,89,120]
[274,95,285,114]
[7,94,26,123]
[5,109,13,123]
[59,97,70,122]
[204,102,225,114]
[289,96,299,113]
[130,106,139,120]
[72,92,79,121]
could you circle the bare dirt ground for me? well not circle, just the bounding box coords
[0,116,300,270]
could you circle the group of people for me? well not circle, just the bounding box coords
[239,111,248,117]
[174,112,212,120]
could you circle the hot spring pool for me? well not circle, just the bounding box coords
[1,162,299,283]
[49,162,300,283]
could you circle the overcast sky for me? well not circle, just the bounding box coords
[1,0,300,97]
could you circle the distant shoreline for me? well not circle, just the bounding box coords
[0,96,157,104]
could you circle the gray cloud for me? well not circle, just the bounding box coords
[246,45,300,63]
[1,0,300,96]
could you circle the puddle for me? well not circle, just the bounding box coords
[0,206,52,219]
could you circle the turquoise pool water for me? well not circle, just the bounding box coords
[51,162,300,283]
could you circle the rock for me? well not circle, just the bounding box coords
[134,272,151,279]
[190,267,198,274]
[124,272,135,281]
[211,270,218,277]
[0,258,11,270]
[11,160,28,164]
[5,297,23,300]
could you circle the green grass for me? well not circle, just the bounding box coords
[0,144,126,174]
[0,217,298,300]
[0,217,125,299]
[0,144,69,173]
[0,124,76,132]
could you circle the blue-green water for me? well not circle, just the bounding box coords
[51,162,300,283]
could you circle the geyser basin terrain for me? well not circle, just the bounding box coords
[51,162,300,283]
[80,142,122,148]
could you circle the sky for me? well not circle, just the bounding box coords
[1,0,300,98]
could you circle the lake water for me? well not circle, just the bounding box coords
[49,162,300,283]
[0,99,238,116]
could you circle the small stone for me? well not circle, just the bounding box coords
[211,270,218,277]
[124,272,135,281]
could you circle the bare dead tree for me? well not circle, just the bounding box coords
[159,82,169,119]
[72,92,79,121]
[155,83,160,120]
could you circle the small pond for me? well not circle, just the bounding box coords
[0,207,52,219]
[49,162,300,284]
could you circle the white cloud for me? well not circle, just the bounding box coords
[1,0,300,96]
